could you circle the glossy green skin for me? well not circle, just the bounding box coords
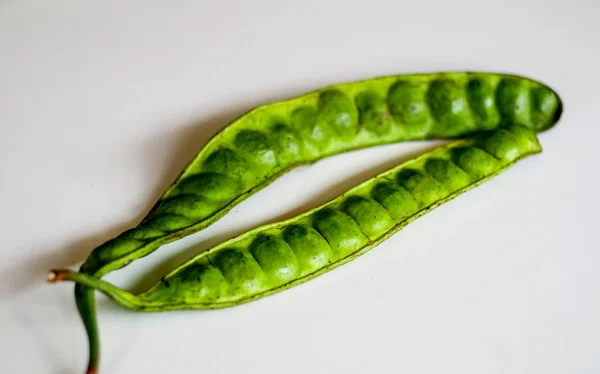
[81,72,560,276]
[64,126,541,312]
[74,72,562,373]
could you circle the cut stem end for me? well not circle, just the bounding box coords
[47,269,73,283]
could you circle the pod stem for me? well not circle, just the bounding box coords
[75,285,99,374]
[49,269,143,311]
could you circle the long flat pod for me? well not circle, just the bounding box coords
[74,72,562,373]
[56,126,541,314]
[82,72,561,276]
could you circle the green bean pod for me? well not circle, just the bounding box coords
[73,72,562,374]
[82,72,560,276]
[56,125,541,314]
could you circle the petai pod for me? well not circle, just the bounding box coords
[73,72,562,373]
[81,72,561,276]
[55,126,542,314]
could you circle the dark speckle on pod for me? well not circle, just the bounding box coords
[147,260,225,303]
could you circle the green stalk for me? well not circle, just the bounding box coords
[74,286,99,374]
[51,270,141,310]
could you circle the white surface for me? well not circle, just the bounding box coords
[1,1,599,373]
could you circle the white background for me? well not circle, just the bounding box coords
[1,1,599,373]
